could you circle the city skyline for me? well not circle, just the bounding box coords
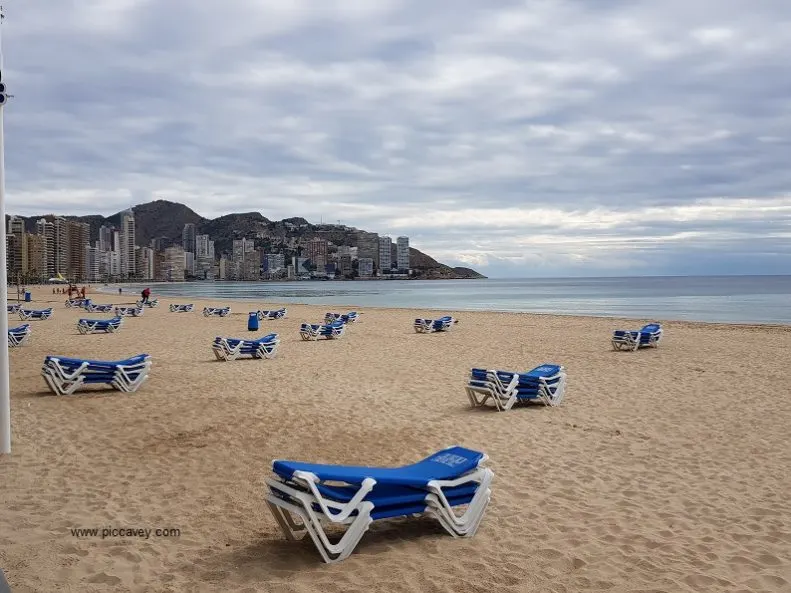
[5,211,415,283]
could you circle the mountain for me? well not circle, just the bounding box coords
[5,200,487,279]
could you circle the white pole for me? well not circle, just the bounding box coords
[0,5,11,455]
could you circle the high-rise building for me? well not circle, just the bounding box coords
[52,217,69,276]
[67,221,90,280]
[339,254,352,277]
[396,236,410,271]
[138,247,155,280]
[157,246,185,281]
[195,234,215,280]
[5,233,27,279]
[306,238,328,268]
[357,232,379,270]
[98,225,113,252]
[182,223,197,255]
[86,245,100,281]
[35,218,55,278]
[185,251,195,277]
[120,209,136,279]
[378,236,392,274]
[7,216,24,235]
[264,253,285,272]
[26,234,46,280]
[358,258,374,278]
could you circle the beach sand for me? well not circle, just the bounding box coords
[1,286,790,592]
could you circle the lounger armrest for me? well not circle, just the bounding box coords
[291,471,377,522]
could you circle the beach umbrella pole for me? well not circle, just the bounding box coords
[0,7,11,454]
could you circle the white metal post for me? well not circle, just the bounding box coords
[0,5,11,454]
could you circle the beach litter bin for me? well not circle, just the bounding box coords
[24,291,31,302]
[248,312,259,332]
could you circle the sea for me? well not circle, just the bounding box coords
[116,275,791,325]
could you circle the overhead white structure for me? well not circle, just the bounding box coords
[0,6,11,454]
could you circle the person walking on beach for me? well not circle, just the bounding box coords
[141,287,151,304]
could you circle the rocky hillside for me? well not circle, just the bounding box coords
[7,201,487,279]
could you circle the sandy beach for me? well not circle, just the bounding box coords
[1,285,790,593]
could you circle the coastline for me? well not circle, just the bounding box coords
[91,282,791,327]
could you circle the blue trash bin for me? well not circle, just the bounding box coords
[248,312,259,332]
[24,291,32,302]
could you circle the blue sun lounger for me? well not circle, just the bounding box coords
[212,333,280,360]
[6,303,20,314]
[265,445,493,563]
[85,303,114,313]
[77,316,124,334]
[612,323,662,351]
[466,364,566,411]
[115,305,143,317]
[300,321,346,340]
[203,306,231,317]
[41,354,151,395]
[414,315,457,333]
[8,324,31,347]
[258,308,287,320]
[169,304,194,312]
[324,311,359,324]
[18,308,53,321]
[137,298,159,308]
[65,298,88,308]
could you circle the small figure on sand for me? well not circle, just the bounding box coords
[141,287,151,304]
[118,287,123,295]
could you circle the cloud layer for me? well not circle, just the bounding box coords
[4,0,791,276]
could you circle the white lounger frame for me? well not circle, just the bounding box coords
[466,368,566,411]
[611,329,662,351]
[7,326,31,347]
[41,357,151,395]
[265,460,493,563]
[77,318,124,335]
[18,309,53,321]
[169,304,195,312]
[212,338,279,361]
[115,306,143,317]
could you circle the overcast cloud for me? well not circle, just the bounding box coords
[3,0,791,277]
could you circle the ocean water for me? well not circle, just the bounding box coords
[117,276,791,324]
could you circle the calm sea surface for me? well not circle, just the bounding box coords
[117,276,791,324]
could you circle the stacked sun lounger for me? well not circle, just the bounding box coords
[170,304,194,312]
[65,298,88,308]
[8,324,31,347]
[18,308,53,321]
[466,364,566,411]
[299,321,345,340]
[115,305,143,317]
[77,316,124,334]
[203,306,231,317]
[137,298,159,308]
[212,333,280,361]
[7,303,20,314]
[414,315,457,333]
[41,353,151,395]
[85,302,114,313]
[324,311,359,324]
[265,445,493,563]
[258,308,287,320]
[611,323,663,351]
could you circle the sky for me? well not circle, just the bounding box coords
[2,0,791,278]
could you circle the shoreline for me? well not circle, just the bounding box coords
[87,284,791,328]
